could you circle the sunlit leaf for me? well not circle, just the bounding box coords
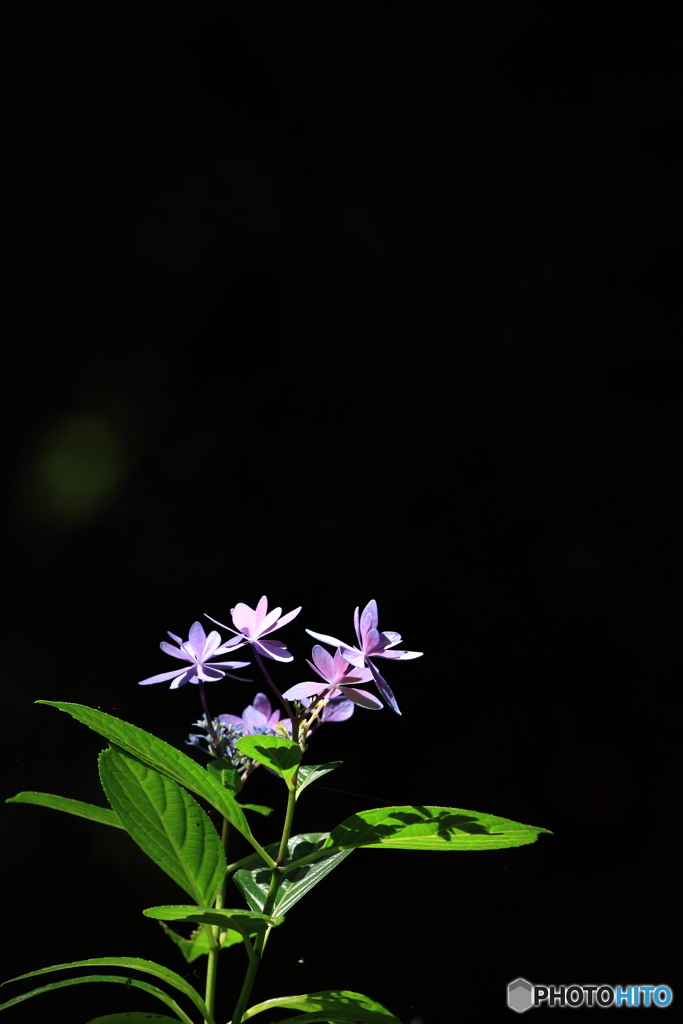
[323,805,552,851]
[159,920,242,963]
[87,1015,182,1024]
[295,762,342,799]
[241,989,400,1023]
[144,905,283,939]
[6,791,123,828]
[235,735,301,785]
[0,975,193,1024]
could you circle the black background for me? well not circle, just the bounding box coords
[2,2,681,1022]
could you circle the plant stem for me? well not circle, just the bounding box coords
[198,681,223,755]
[205,815,231,1019]
[252,648,298,733]
[230,772,298,1024]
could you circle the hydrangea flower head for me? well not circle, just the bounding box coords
[138,621,251,689]
[206,596,301,662]
[218,692,291,736]
[306,600,422,714]
[282,645,382,710]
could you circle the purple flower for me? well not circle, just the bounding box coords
[206,596,301,662]
[306,600,422,715]
[282,645,382,710]
[138,621,251,689]
[218,692,290,736]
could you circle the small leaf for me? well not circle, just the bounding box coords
[87,1015,182,1024]
[1,958,211,1024]
[99,748,226,906]
[240,803,274,816]
[144,905,282,939]
[234,833,352,917]
[295,762,342,799]
[322,805,551,851]
[235,735,301,784]
[38,702,257,850]
[206,761,243,794]
[159,921,242,963]
[241,989,401,1023]
[6,791,123,828]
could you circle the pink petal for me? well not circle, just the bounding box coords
[231,603,257,635]
[261,605,301,635]
[360,600,378,644]
[218,714,243,727]
[374,648,423,660]
[254,596,269,625]
[256,605,283,636]
[282,681,326,699]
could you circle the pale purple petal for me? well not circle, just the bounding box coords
[381,631,402,646]
[214,635,248,653]
[373,648,423,660]
[305,628,346,648]
[203,630,223,659]
[337,685,384,710]
[195,665,225,682]
[188,622,207,659]
[138,667,189,686]
[254,595,269,623]
[353,606,361,647]
[252,693,273,717]
[159,641,194,662]
[311,645,336,680]
[169,668,195,689]
[364,627,381,654]
[339,645,366,668]
[322,697,356,722]
[368,660,401,714]
[254,638,294,662]
[167,631,184,645]
[360,600,378,645]
[282,681,328,700]
[267,710,281,728]
[210,659,251,669]
[260,605,301,635]
[204,613,236,634]
[242,705,267,732]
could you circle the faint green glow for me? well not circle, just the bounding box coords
[27,416,125,525]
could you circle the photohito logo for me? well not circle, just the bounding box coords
[507,978,674,1012]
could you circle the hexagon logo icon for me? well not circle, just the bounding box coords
[508,977,533,1013]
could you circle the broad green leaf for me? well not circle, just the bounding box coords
[295,762,342,799]
[99,748,226,906]
[234,833,352,917]
[235,734,301,785]
[87,1015,182,1024]
[144,905,283,939]
[1,957,212,1024]
[240,803,274,816]
[323,805,552,852]
[37,702,264,857]
[6,791,123,828]
[206,761,242,794]
[159,920,242,963]
[241,990,400,1023]
[0,975,194,1024]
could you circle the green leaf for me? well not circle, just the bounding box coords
[323,805,552,852]
[241,990,401,1023]
[159,920,242,963]
[234,833,353,917]
[6,791,123,828]
[206,761,243,794]
[99,747,226,906]
[144,905,283,939]
[37,702,264,857]
[87,1015,182,1024]
[0,975,194,1024]
[240,803,274,816]
[235,734,301,785]
[295,762,342,799]
[1,957,212,1024]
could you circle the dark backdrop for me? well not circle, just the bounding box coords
[2,3,681,1022]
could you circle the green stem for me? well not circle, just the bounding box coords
[205,816,231,1020]
[230,773,298,1024]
